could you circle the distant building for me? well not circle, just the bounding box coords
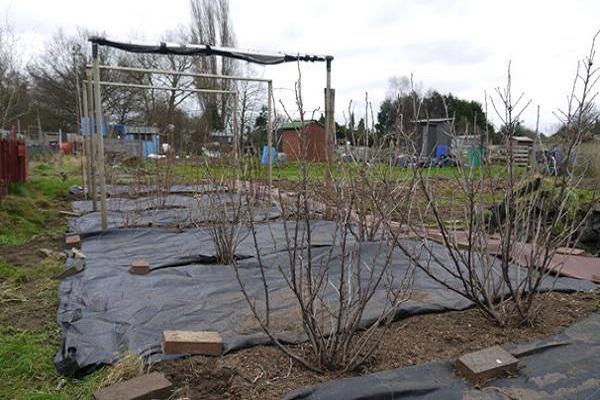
[112,125,161,158]
[210,129,233,145]
[280,120,326,162]
[413,118,454,158]
[510,135,534,166]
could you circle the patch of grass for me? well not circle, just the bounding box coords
[0,156,112,398]
[0,256,108,399]
[0,258,29,284]
[0,324,107,399]
[0,159,81,246]
[167,158,513,184]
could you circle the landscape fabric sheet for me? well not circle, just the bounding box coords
[284,313,600,400]
[69,193,281,233]
[54,216,595,377]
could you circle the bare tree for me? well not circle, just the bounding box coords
[190,0,237,131]
[0,19,29,129]
[235,64,266,154]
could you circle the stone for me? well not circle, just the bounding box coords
[72,248,86,259]
[162,330,222,355]
[455,345,518,385]
[92,372,173,400]
[39,248,66,260]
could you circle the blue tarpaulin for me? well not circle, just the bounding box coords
[261,145,276,165]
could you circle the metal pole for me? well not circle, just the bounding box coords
[325,57,334,177]
[233,92,239,163]
[85,73,97,211]
[267,80,273,195]
[93,64,271,83]
[83,80,236,95]
[92,44,108,230]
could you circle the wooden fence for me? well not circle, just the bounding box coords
[0,128,28,198]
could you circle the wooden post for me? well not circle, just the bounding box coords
[267,80,273,195]
[80,86,88,200]
[86,70,98,211]
[92,44,108,231]
[85,73,97,211]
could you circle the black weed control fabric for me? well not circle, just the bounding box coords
[69,194,281,233]
[54,217,595,377]
[284,313,600,400]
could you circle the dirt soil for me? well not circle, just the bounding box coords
[0,234,65,331]
[155,291,598,400]
[0,235,62,267]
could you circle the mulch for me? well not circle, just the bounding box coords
[155,291,598,400]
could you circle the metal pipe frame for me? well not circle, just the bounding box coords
[83,79,237,95]
[87,61,280,230]
[90,64,271,83]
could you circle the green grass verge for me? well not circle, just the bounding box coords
[0,160,80,246]
[0,325,106,399]
[0,157,109,399]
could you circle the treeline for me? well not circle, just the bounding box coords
[0,0,267,152]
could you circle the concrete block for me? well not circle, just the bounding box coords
[65,235,81,250]
[129,259,150,275]
[455,345,518,385]
[93,372,173,400]
[162,330,222,355]
[56,258,85,280]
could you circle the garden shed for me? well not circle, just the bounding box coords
[280,120,326,162]
[113,124,162,158]
[414,118,454,158]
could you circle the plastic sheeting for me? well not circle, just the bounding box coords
[284,313,600,400]
[69,193,281,234]
[54,218,595,377]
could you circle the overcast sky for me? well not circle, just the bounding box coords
[2,0,599,133]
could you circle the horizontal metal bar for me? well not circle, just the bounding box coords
[87,64,271,83]
[83,80,237,95]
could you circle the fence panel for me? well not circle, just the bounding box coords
[0,128,28,198]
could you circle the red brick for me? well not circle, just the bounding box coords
[65,235,81,249]
[162,330,222,355]
[93,372,173,400]
[129,259,150,275]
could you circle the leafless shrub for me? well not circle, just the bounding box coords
[375,34,599,327]
[196,161,247,264]
[231,67,412,372]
